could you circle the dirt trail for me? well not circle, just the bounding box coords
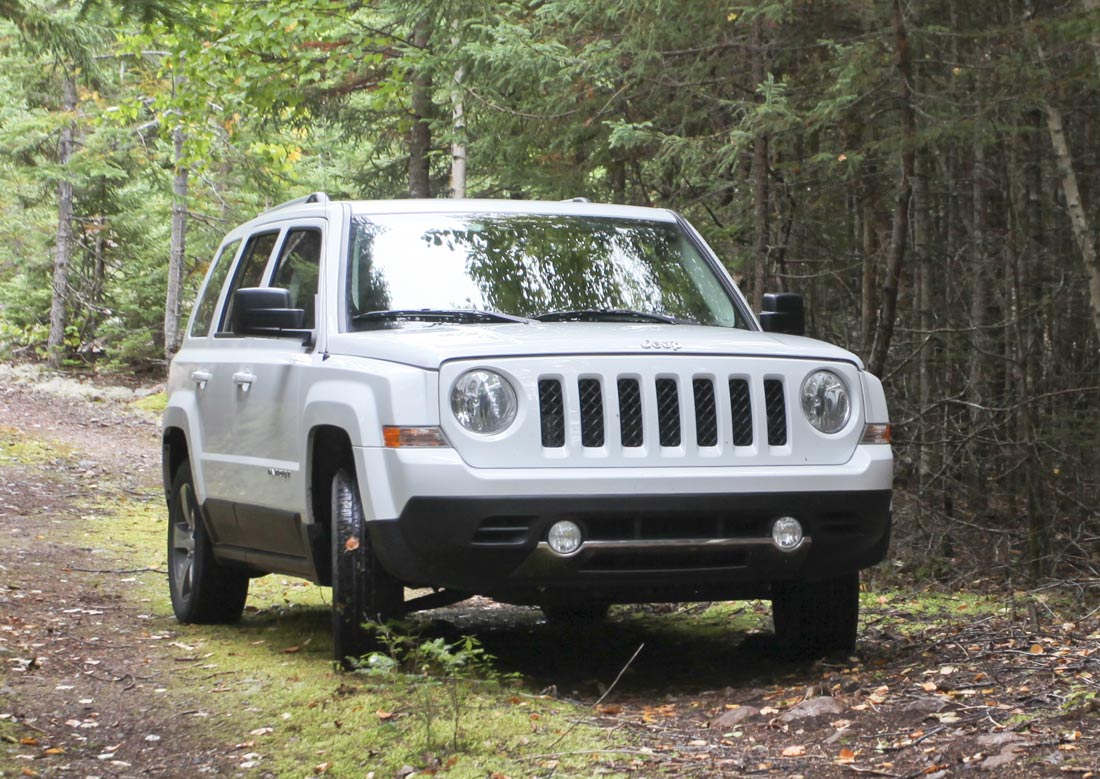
[1,373,238,778]
[2,369,1098,778]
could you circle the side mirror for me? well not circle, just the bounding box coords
[234,287,308,337]
[759,292,805,336]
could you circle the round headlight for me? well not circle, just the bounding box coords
[451,369,518,434]
[800,370,851,433]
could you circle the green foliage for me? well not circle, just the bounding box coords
[357,622,510,755]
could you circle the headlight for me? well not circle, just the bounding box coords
[800,370,851,433]
[451,369,518,434]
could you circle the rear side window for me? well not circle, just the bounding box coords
[190,239,240,338]
[271,228,322,328]
[218,231,278,334]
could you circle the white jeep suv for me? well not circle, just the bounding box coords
[162,194,893,662]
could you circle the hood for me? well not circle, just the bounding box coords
[324,322,865,371]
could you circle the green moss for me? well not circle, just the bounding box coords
[0,426,74,465]
[131,391,168,414]
[79,488,636,779]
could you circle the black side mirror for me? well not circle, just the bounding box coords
[759,292,805,336]
[234,287,308,338]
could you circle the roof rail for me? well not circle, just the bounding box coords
[562,196,591,203]
[267,192,331,213]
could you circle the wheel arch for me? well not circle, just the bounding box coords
[307,424,355,586]
[162,426,190,504]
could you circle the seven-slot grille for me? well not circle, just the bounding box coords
[538,374,787,451]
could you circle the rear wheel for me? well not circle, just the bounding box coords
[167,461,248,623]
[331,467,403,666]
[771,573,859,660]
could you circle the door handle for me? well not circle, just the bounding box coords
[233,371,256,391]
[190,370,212,389]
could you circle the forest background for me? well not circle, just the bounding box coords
[0,0,1098,588]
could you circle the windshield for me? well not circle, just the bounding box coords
[345,212,746,331]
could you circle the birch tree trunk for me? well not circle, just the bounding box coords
[1032,18,1100,343]
[450,62,466,198]
[164,124,188,364]
[47,70,77,370]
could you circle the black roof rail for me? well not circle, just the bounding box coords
[267,192,331,212]
[562,197,591,203]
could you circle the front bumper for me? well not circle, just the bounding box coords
[369,489,892,605]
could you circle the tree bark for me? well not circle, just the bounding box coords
[868,0,916,378]
[1042,100,1100,343]
[450,62,466,198]
[409,16,433,199]
[749,15,769,311]
[165,124,188,364]
[1032,19,1100,343]
[47,69,77,369]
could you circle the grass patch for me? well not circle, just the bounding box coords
[0,425,74,466]
[131,392,167,415]
[81,488,636,778]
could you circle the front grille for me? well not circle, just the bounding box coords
[764,379,787,446]
[656,378,681,447]
[539,379,565,447]
[692,378,718,447]
[536,373,789,453]
[617,378,644,447]
[578,378,605,447]
[729,379,753,446]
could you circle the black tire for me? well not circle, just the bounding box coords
[771,573,859,660]
[331,467,403,666]
[540,603,611,623]
[167,461,249,623]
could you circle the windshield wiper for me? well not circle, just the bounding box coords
[532,308,684,324]
[353,308,531,325]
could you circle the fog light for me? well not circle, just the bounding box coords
[771,517,804,551]
[547,520,583,555]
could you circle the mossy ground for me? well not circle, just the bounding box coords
[79,488,636,778]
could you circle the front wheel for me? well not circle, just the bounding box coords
[771,573,859,660]
[331,468,403,666]
[167,461,248,623]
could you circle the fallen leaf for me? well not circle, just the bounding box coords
[782,745,806,757]
[376,710,395,721]
[598,704,623,715]
[836,747,856,764]
[1030,644,1045,655]
[283,638,311,654]
[313,762,331,774]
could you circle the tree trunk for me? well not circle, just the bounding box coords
[47,70,77,369]
[1042,99,1100,343]
[868,0,916,378]
[749,15,769,311]
[165,125,188,364]
[449,24,466,199]
[409,16,433,199]
[967,127,989,514]
[450,63,466,198]
[1032,19,1100,343]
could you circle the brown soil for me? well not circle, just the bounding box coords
[1,377,1098,778]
